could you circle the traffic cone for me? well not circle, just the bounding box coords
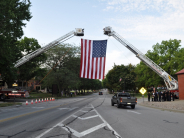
[44,98,46,102]
[38,99,40,103]
[26,100,28,105]
[35,99,37,104]
[31,100,33,104]
[50,98,51,101]
[42,99,43,102]
[47,98,48,101]
[52,98,54,101]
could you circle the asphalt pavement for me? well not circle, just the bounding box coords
[0,90,184,138]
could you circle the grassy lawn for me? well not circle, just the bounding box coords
[0,102,22,107]
[26,92,54,99]
[26,91,94,99]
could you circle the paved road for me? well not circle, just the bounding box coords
[0,90,184,138]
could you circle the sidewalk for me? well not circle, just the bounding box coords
[139,99,184,113]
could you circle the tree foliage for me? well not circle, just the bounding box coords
[0,0,32,84]
[16,37,47,85]
[135,39,184,88]
[103,64,136,92]
[42,44,102,93]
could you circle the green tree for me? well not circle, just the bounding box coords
[77,78,102,94]
[16,37,47,87]
[135,39,184,88]
[104,63,136,92]
[0,0,32,85]
[42,44,102,94]
[42,44,81,93]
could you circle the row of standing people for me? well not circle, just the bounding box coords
[148,91,175,102]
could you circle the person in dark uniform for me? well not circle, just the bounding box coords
[164,91,167,101]
[170,91,172,101]
[148,92,151,102]
[155,92,158,102]
[172,92,175,101]
[162,91,165,102]
[166,91,169,101]
[161,91,164,102]
[152,91,154,101]
[168,92,171,101]
[154,92,156,101]
[158,91,161,102]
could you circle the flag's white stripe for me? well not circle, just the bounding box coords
[81,39,85,78]
[85,40,89,78]
[93,58,96,79]
[101,57,104,79]
[89,41,93,79]
[96,57,98,79]
[97,58,100,79]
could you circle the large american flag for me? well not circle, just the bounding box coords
[80,39,107,79]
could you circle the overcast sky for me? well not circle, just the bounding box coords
[23,0,184,75]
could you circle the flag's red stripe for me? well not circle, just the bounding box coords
[95,58,98,79]
[83,40,87,78]
[80,39,83,78]
[103,57,106,79]
[87,40,91,79]
[80,39,107,80]
[91,58,94,79]
[99,57,102,79]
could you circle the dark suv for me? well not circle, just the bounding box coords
[99,92,103,95]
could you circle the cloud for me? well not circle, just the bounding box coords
[103,0,184,13]
[101,0,184,75]
[109,13,184,41]
[102,0,184,44]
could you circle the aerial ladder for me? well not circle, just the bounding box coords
[103,26,178,90]
[14,28,84,68]
[0,28,84,100]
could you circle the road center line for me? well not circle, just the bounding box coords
[80,123,106,136]
[72,114,99,120]
[35,106,85,138]
[127,110,141,114]
[91,104,122,138]
[32,107,44,108]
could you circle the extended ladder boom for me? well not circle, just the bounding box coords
[14,28,84,68]
[104,26,178,90]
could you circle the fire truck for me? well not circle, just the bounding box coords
[0,28,84,100]
[103,26,178,92]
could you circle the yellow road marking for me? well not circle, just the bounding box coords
[0,104,67,123]
[0,97,89,123]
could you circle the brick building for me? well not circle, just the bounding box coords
[176,69,184,100]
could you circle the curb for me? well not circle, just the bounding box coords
[138,103,184,114]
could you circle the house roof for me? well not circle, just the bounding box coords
[175,69,184,75]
